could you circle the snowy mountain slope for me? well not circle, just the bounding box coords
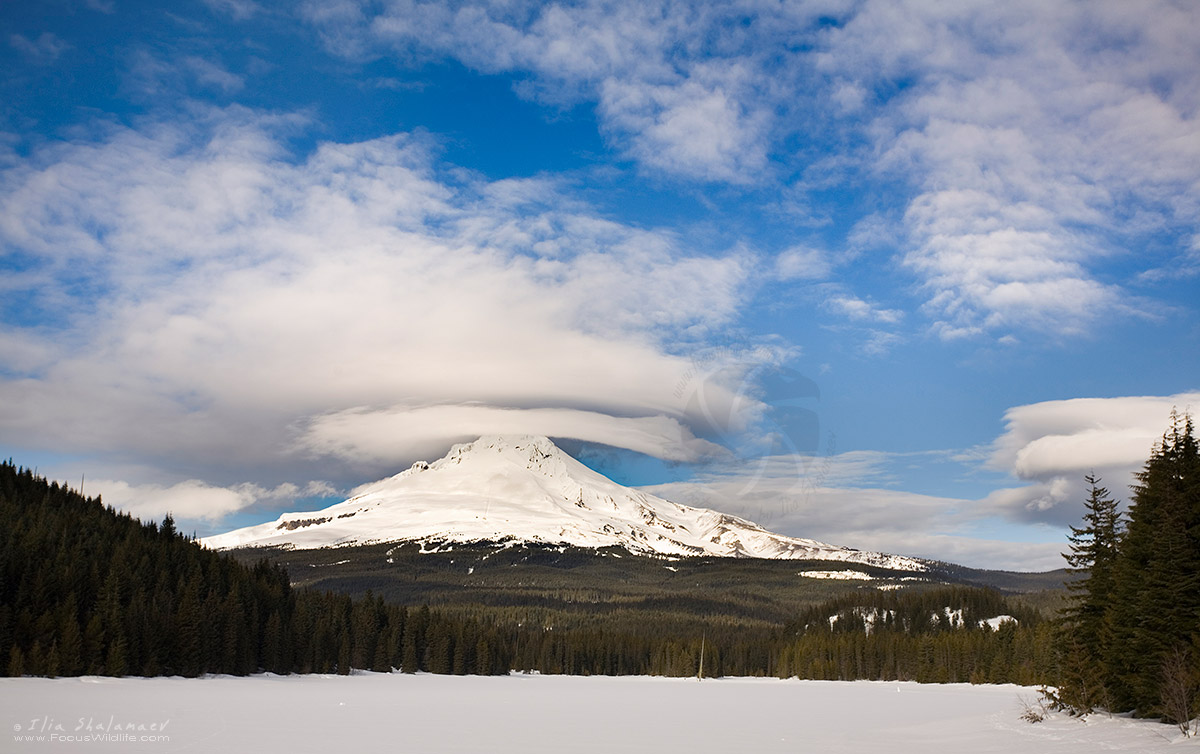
[203,435,926,570]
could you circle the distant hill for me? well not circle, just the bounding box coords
[224,538,1069,632]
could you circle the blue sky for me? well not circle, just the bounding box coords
[2,0,1198,570]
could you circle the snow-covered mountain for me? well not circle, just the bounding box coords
[204,435,926,570]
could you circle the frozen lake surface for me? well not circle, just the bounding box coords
[3,673,1196,753]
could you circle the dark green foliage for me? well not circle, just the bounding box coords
[1105,412,1200,719]
[775,586,1052,685]
[1053,412,1200,728]
[0,461,509,678]
[420,585,1052,681]
[1062,475,1122,642]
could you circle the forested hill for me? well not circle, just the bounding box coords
[0,461,510,677]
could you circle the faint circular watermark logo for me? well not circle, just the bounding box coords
[674,347,835,526]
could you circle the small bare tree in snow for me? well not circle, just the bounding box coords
[1160,646,1198,737]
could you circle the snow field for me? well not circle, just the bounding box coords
[3,673,1195,753]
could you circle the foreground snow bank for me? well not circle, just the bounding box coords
[2,673,1194,753]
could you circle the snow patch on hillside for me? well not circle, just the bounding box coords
[829,607,897,635]
[800,570,875,580]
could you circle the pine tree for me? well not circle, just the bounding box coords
[350,593,380,671]
[105,632,128,676]
[160,513,177,540]
[174,577,204,677]
[372,631,392,673]
[7,646,24,677]
[1052,474,1122,714]
[337,628,352,675]
[263,612,284,674]
[402,606,429,673]
[82,614,104,674]
[57,612,83,677]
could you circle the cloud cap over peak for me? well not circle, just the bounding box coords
[0,110,754,489]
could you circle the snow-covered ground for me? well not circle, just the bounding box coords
[3,673,1195,753]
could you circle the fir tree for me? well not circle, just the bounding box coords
[7,646,24,677]
[105,632,128,676]
[1051,474,1122,714]
[57,611,83,677]
[160,513,177,540]
[337,628,352,675]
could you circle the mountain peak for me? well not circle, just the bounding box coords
[445,435,563,464]
[405,434,589,488]
[203,435,926,571]
[469,434,558,450]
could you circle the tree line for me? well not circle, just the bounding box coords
[1052,411,1200,733]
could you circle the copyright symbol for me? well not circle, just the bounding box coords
[13,724,20,731]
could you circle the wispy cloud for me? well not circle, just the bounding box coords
[201,0,262,21]
[815,291,905,355]
[646,391,1200,569]
[775,246,832,281]
[88,477,336,523]
[183,55,245,93]
[825,294,903,324]
[825,0,1200,337]
[9,32,70,64]
[598,65,770,182]
[643,450,1066,571]
[299,0,1200,339]
[125,49,246,97]
[304,0,791,183]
